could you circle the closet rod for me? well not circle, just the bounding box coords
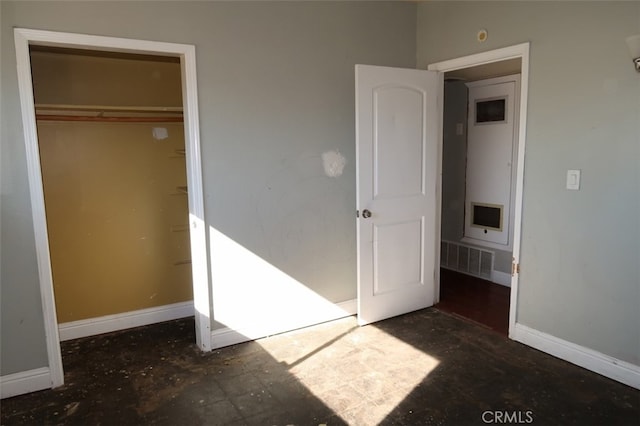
[36,115,183,123]
[35,103,183,113]
[35,104,184,123]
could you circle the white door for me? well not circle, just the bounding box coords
[356,65,439,325]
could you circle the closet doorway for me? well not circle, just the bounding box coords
[14,28,209,389]
[31,46,194,339]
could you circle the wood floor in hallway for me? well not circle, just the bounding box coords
[436,268,510,336]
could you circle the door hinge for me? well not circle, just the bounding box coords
[512,262,520,276]
[356,210,360,218]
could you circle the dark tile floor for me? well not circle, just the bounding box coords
[1,309,639,425]
[436,269,511,336]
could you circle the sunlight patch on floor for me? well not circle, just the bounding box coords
[257,317,440,424]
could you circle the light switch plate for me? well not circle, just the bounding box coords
[566,169,581,190]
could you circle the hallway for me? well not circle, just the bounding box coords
[436,268,510,336]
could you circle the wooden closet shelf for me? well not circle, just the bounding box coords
[35,104,183,113]
[36,115,183,123]
[35,104,184,123]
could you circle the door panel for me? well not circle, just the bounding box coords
[374,87,425,198]
[374,219,423,295]
[356,65,439,325]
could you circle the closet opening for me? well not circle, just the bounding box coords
[30,45,194,343]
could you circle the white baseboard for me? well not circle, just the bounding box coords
[1,367,51,399]
[59,301,194,341]
[210,299,357,349]
[491,270,512,287]
[512,323,640,390]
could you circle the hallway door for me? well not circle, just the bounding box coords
[355,65,439,325]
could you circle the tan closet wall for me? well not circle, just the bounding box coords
[31,49,192,323]
[31,48,183,107]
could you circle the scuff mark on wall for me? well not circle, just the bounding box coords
[152,127,168,140]
[252,150,356,302]
[322,149,346,178]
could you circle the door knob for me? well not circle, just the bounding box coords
[362,209,372,218]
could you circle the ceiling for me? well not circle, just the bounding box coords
[445,58,521,82]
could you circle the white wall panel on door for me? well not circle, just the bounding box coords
[374,219,424,295]
[374,87,425,198]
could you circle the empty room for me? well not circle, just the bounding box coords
[1,1,639,425]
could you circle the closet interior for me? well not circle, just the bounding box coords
[31,46,193,329]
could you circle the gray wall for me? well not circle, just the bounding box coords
[0,1,416,376]
[420,1,640,365]
[441,81,468,244]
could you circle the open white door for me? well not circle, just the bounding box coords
[356,65,439,325]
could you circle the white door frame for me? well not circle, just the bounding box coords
[14,28,211,388]
[428,42,529,337]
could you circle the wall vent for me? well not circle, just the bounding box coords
[440,240,493,280]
